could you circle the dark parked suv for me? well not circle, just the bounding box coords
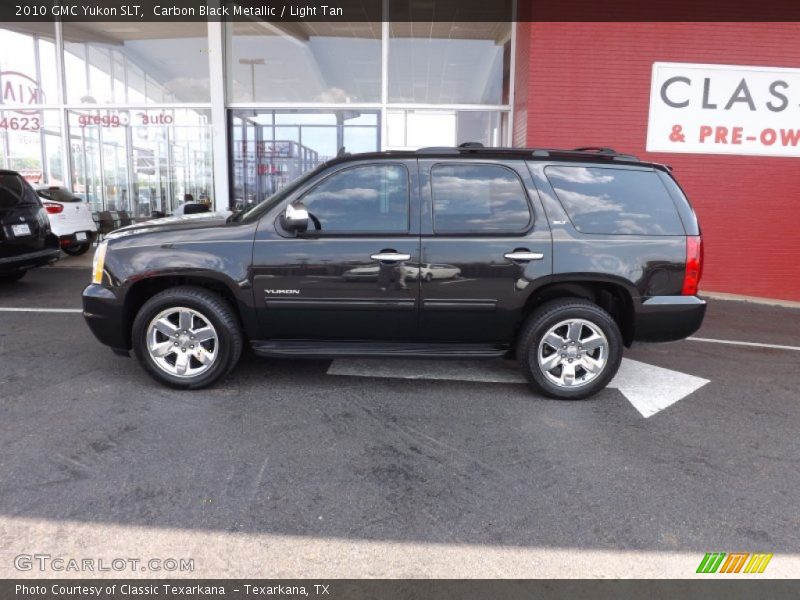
[83,146,705,399]
[0,170,60,282]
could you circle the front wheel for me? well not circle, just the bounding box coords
[517,298,623,400]
[63,242,91,256]
[132,286,243,389]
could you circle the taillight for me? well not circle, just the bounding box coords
[682,235,703,296]
[42,201,63,214]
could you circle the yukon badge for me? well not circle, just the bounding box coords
[264,289,301,295]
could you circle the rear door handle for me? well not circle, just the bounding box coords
[504,251,544,262]
[371,252,411,262]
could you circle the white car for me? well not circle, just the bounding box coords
[36,186,97,255]
[405,263,462,281]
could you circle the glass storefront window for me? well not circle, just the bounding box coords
[0,24,58,107]
[387,109,506,149]
[68,108,213,215]
[63,22,211,105]
[230,109,380,211]
[227,21,381,103]
[389,22,510,105]
[0,109,62,186]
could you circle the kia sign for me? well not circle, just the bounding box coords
[0,71,45,115]
[647,62,800,157]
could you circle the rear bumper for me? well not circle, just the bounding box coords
[0,247,60,274]
[82,283,130,352]
[633,295,706,342]
[59,230,96,247]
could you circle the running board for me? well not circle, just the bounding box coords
[250,340,510,359]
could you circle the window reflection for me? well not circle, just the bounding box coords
[0,25,58,107]
[301,164,409,233]
[389,22,510,104]
[0,110,62,186]
[432,164,531,233]
[68,109,213,216]
[62,22,210,104]
[545,166,686,235]
[227,21,381,103]
[231,109,379,211]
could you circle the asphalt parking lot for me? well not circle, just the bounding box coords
[1,260,799,578]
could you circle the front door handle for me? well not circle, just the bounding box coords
[371,252,411,262]
[504,251,544,262]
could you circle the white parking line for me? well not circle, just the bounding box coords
[0,307,82,313]
[688,336,800,352]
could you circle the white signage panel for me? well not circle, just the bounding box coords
[647,62,800,157]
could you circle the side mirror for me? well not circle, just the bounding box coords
[281,202,309,233]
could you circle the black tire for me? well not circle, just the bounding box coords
[0,270,26,283]
[424,272,433,282]
[517,298,623,400]
[131,286,243,389]
[63,243,91,256]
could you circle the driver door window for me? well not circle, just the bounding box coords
[300,164,410,233]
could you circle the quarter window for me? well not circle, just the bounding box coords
[544,166,685,235]
[300,164,409,233]
[432,164,531,234]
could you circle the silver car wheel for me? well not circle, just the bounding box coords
[146,307,218,378]
[537,318,609,388]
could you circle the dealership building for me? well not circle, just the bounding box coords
[0,15,798,301]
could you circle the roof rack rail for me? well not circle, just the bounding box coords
[572,146,618,154]
[413,145,640,162]
[415,147,460,154]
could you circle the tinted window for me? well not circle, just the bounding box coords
[301,164,409,233]
[432,164,531,233]
[37,188,83,203]
[545,166,685,235]
[0,174,40,209]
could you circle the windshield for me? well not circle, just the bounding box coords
[37,188,83,203]
[229,164,327,224]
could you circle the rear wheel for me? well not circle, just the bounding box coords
[0,270,26,283]
[63,243,91,256]
[517,298,623,400]
[132,286,243,389]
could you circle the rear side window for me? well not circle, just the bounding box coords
[544,166,685,235]
[432,164,531,234]
[0,174,40,209]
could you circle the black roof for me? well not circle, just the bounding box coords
[327,144,670,171]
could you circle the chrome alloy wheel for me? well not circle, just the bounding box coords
[537,318,609,388]
[146,307,218,378]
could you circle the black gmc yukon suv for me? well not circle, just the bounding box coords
[83,146,705,399]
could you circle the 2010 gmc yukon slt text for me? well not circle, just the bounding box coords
[82,146,706,399]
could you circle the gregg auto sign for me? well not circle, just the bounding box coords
[647,62,800,157]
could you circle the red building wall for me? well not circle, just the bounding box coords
[515,22,800,302]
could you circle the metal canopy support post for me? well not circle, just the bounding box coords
[208,18,229,211]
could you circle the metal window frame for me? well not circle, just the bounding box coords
[3,11,517,212]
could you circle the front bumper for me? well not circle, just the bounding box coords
[633,295,706,342]
[82,283,130,352]
[0,247,60,274]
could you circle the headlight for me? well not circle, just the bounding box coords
[92,240,108,284]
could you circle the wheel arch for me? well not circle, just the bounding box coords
[520,276,636,347]
[122,274,252,349]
